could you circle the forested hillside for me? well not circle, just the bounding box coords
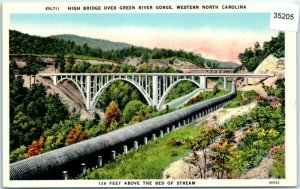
[9,30,205,67]
[204,59,239,69]
[238,32,284,72]
[9,58,68,151]
[51,34,132,51]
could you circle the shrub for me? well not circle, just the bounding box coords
[10,145,27,163]
[269,145,285,178]
[122,100,145,123]
[242,100,248,105]
[25,137,44,158]
[105,101,121,128]
[65,124,88,145]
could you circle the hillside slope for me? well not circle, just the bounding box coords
[51,34,132,51]
[204,58,240,69]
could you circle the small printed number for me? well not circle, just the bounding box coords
[269,181,280,184]
[273,12,294,20]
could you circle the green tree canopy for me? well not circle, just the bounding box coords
[122,100,145,123]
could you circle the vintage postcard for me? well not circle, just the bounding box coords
[2,1,298,188]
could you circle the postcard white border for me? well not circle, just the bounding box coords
[2,2,297,188]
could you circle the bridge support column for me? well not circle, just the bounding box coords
[200,76,206,89]
[223,77,227,89]
[152,75,159,108]
[52,76,57,85]
[86,76,91,110]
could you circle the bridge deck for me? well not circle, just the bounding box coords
[38,73,274,78]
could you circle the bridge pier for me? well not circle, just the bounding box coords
[152,76,159,107]
[52,76,57,85]
[200,76,206,89]
[86,76,91,110]
[223,77,227,89]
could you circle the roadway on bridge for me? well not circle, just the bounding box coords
[163,88,201,109]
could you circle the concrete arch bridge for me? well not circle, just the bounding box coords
[38,73,273,110]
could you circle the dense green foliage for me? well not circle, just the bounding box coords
[223,104,285,175]
[96,81,145,111]
[269,146,285,178]
[264,78,285,106]
[52,34,131,51]
[122,100,145,123]
[10,30,204,67]
[9,115,108,163]
[204,59,239,69]
[10,59,68,151]
[165,81,197,103]
[63,60,180,74]
[238,32,284,71]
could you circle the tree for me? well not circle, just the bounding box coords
[213,83,220,95]
[9,58,18,83]
[55,54,65,72]
[141,53,150,63]
[209,138,232,179]
[25,137,44,158]
[10,111,36,150]
[238,32,285,71]
[10,145,27,163]
[122,100,144,123]
[184,126,222,178]
[65,124,88,145]
[93,112,101,125]
[97,81,144,110]
[43,94,68,130]
[105,101,121,128]
[23,56,42,88]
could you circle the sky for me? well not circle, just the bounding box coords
[10,13,278,63]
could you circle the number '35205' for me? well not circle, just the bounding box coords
[273,12,294,20]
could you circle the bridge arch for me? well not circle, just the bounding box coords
[157,79,202,110]
[56,77,87,102]
[90,78,153,109]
